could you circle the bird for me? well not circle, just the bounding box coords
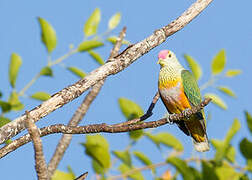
[157,50,209,152]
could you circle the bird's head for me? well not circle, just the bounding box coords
[157,50,178,67]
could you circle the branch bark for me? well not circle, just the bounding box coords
[0,0,213,144]
[0,98,211,159]
[25,111,48,180]
[47,27,126,178]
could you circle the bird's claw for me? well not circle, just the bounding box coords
[182,108,192,119]
[166,115,175,124]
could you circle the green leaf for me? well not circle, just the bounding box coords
[184,54,202,80]
[133,151,152,166]
[245,111,252,134]
[66,166,75,177]
[108,13,121,30]
[82,135,110,171]
[0,101,12,113]
[8,91,24,111]
[51,170,75,180]
[67,67,86,78]
[248,159,252,172]
[0,117,11,127]
[211,49,226,75]
[134,151,155,174]
[40,66,53,77]
[118,164,144,180]
[30,92,51,101]
[215,161,243,180]
[107,36,130,45]
[38,17,57,53]
[84,8,101,37]
[118,98,144,120]
[9,53,22,88]
[212,119,240,162]
[204,93,227,110]
[129,130,143,141]
[202,161,218,180]
[166,157,194,180]
[226,146,236,163]
[113,150,132,167]
[78,40,104,52]
[224,118,241,144]
[153,132,183,151]
[92,159,105,175]
[0,91,2,98]
[217,86,236,97]
[118,98,144,140]
[240,138,252,160]
[146,131,184,151]
[144,132,160,148]
[225,70,241,77]
[88,50,105,65]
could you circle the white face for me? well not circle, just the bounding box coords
[157,50,178,67]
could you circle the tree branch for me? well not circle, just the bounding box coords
[0,0,213,144]
[75,172,88,180]
[47,27,127,178]
[25,111,48,180]
[0,98,211,159]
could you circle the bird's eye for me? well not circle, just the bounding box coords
[168,54,172,58]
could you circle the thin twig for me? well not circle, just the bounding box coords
[25,111,48,180]
[74,172,88,180]
[0,98,211,159]
[0,0,213,144]
[47,27,127,177]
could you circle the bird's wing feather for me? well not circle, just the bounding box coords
[181,70,207,130]
[181,70,201,106]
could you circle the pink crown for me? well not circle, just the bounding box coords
[158,50,169,59]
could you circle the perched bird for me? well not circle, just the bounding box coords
[157,50,209,152]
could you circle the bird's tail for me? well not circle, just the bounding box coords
[193,135,209,152]
[185,119,210,152]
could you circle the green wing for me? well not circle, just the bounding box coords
[181,70,201,106]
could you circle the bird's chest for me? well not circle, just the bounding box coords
[159,81,190,113]
[159,81,182,103]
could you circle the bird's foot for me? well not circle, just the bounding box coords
[182,108,192,119]
[166,114,175,124]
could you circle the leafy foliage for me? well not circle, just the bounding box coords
[211,49,226,75]
[78,40,104,52]
[108,13,121,30]
[9,53,22,88]
[67,67,86,78]
[204,93,227,110]
[84,8,101,37]
[184,54,202,80]
[38,17,57,53]
[2,7,250,180]
[40,66,53,77]
[82,135,111,172]
[30,92,51,101]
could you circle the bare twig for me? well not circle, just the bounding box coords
[0,98,211,159]
[0,0,213,144]
[74,172,88,180]
[25,111,48,180]
[47,27,127,177]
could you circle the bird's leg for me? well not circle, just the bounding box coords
[182,108,192,119]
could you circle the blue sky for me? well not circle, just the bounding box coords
[1,0,252,179]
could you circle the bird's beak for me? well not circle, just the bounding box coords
[157,59,162,64]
